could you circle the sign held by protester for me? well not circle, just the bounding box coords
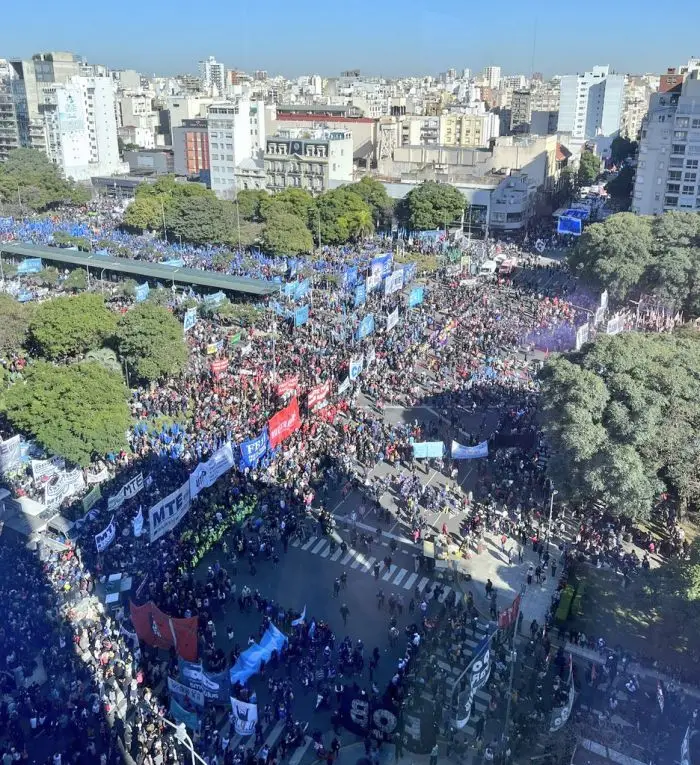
[108,472,144,512]
[239,429,269,470]
[183,307,198,332]
[456,637,492,729]
[451,440,489,459]
[231,698,257,735]
[95,516,116,553]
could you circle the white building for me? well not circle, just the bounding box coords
[557,65,625,149]
[483,66,502,89]
[207,100,267,198]
[632,71,700,215]
[199,56,226,97]
[47,76,127,181]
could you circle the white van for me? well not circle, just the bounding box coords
[478,260,498,277]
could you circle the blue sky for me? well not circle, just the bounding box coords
[2,0,699,78]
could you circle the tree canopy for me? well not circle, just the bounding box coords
[343,177,395,227]
[577,150,601,186]
[0,149,90,211]
[539,331,700,519]
[262,209,314,255]
[604,165,634,208]
[260,188,316,223]
[570,211,700,314]
[2,361,130,466]
[29,294,117,360]
[0,295,33,355]
[315,188,374,245]
[116,303,188,382]
[610,136,638,165]
[396,181,467,230]
[236,189,269,222]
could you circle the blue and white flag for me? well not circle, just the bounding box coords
[135,283,150,302]
[291,606,306,626]
[384,270,404,296]
[349,356,364,380]
[451,440,489,459]
[95,516,116,553]
[408,286,424,308]
[294,279,310,301]
[343,267,358,289]
[354,283,366,308]
[356,313,375,340]
[132,506,144,537]
[403,262,417,284]
[371,253,393,278]
[294,304,310,327]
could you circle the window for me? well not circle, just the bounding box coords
[667,183,680,193]
[211,153,219,160]
[685,172,697,182]
[665,196,678,206]
[670,157,684,167]
[674,131,688,140]
[676,117,690,128]
[692,119,700,129]
[682,185,695,194]
[672,144,686,154]
[668,171,682,181]
[226,154,233,161]
[686,159,699,169]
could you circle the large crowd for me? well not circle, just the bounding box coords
[0,201,661,765]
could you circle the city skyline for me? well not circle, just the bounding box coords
[2,0,699,79]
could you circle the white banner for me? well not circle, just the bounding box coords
[338,377,350,395]
[95,516,116,553]
[86,465,110,484]
[132,506,144,538]
[32,456,65,483]
[366,266,382,293]
[0,435,22,475]
[149,480,191,543]
[168,676,204,707]
[384,270,404,296]
[386,307,399,331]
[107,472,144,513]
[189,442,234,500]
[230,698,258,736]
[44,468,85,510]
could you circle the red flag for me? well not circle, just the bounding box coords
[171,615,199,661]
[211,358,228,377]
[268,397,301,448]
[130,601,174,651]
[276,375,299,397]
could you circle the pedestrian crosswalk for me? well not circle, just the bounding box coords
[290,536,459,605]
[221,716,314,765]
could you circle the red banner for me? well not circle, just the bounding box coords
[268,397,301,448]
[130,601,199,661]
[498,593,521,629]
[276,375,299,397]
[211,358,228,376]
[307,380,331,411]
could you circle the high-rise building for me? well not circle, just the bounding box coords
[510,90,532,133]
[483,66,502,89]
[173,118,210,178]
[207,100,267,198]
[632,71,700,215]
[557,65,625,145]
[199,56,226,97]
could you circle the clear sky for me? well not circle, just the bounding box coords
[2,0,699,78]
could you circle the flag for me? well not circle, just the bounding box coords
[291,606,306,626]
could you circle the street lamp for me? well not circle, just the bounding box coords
[160,717,207,765]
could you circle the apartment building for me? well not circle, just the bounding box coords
[632,71,700,215]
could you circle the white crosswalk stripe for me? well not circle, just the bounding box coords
[351,553,367,569]
[392,568,408,586]
[416,576,430,592]
[225,717,315,763]
[382,564,397,581]
[311,538,327,554]
[320,543,332,558]
[301,537,317,551]
[403,572,419,590]
[289,735,314,765]
[362,555,376,572]
[330,547,343,562]
[340,550,354,564]
[438,585,451,604]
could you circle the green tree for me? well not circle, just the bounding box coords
[605,165,634,208]
[577,150,601,186]
[315,188,374,245]
[0,149,90,211]
[569,212,653,300]
[610,136,638,165]
[29,294,117,359]
[235,189,269,221]
[116,303,188,382]
[1,361,130,466]
[0,294,33,354]
[344,177,394,227]
[62,268,88,292]
[262,209,314,255]
[122,175,214,233]
[260,188,316,223]
[396,181,467,230]
[540,332,700,519]
[163,195,235,245]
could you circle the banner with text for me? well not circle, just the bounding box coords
[455,636,492,729]
[268,397,301,449]
[95,516,116,553]
[108,472,144,512]
[412,441,444,459]
[307,380,331,411]
[189,442,235,499]
[239,428,269,470]
[231,698,258,736]
[451,440,489,460]
[384,270,404,296]
[149,480,192,543]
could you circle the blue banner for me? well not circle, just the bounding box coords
[354,283,366,308]
[557,216,582,236]
[343,266,358,289]
[371,253,393,278]
[170,698,200,732]
[403,262,417,284]
[349,356,364,380]
[135,283,150,302]
[283,282,296,298]
[413,441,444,459]
[204,291,226,306]
[183,307,197,332]
[294,278,310,301]
[356,313,375,340]
[408,286,424,307]
[161,258,184,267]
[294,304,310,327]
[178,659,230,704]
[240,428,269,469]
[16,258,42,274]
[451,440,489,459]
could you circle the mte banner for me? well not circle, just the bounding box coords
[268,397,301,448]
[451,440,489,459]
[149,480,192,542]
[107,472,144,512]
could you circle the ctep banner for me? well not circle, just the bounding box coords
[268,397,301,449]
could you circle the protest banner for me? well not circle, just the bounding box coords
[149,480,191,543]
[268,397,301,448]
[107,472,144,512]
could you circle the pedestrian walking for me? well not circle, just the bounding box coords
[551,561,557,578]
[429,743,439,765]
[340,603,350,625]
[527,563,534,585]
[333,577,341,597]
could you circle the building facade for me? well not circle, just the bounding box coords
[264,130,353,194]
[557,65,625,146]
[510,90,532,133]
[173,118,210,177]
[632,72,700,215]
